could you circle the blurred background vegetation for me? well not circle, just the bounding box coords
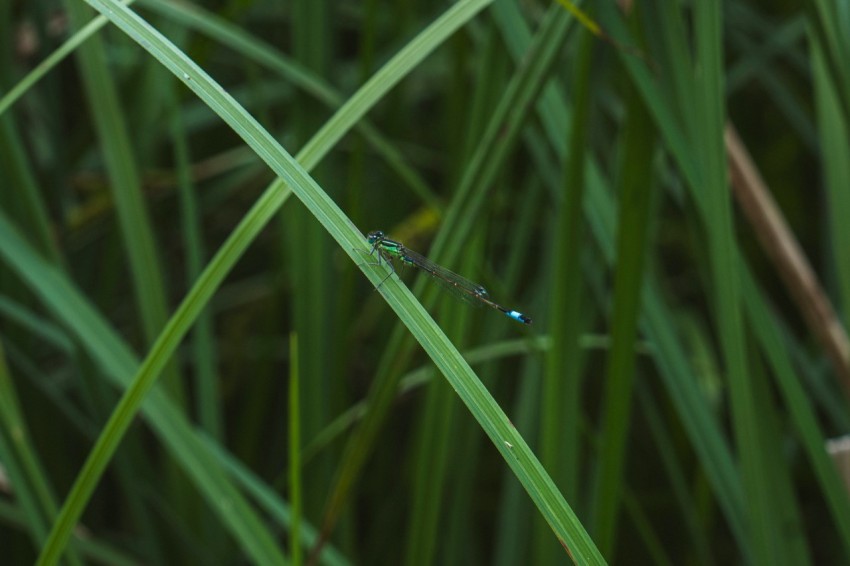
[2,0,850,564]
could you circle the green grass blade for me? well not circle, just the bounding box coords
[693,4,789,562]
[537,25,594,564]
[806,0,850,126]
[813,34,850,334]
[289,332,303,566]
[592,73,656,554]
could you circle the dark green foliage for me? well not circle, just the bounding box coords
[0,1,848,564]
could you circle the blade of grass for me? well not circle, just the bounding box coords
[592,64,655,554]
[813,35,850,350]
[805,0,850,127]
[693,4,793,562]
[289,332,303,566]
[289,0,334,522]
[537,24,594,565]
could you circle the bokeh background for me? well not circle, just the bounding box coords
[2,0,850,564]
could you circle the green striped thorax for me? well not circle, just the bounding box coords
[367,230,400,257]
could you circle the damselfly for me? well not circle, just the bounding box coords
[365,230,532,325]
